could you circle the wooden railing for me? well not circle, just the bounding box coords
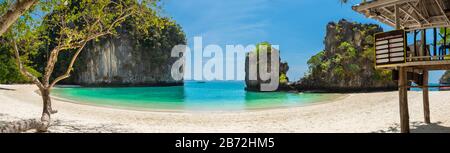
[405,44,450,62]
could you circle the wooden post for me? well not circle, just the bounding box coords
[399,67,410,133]
[444,28,447,60]
[395,4,410,133]
[434,28,437,57]
[445,28,448,58]
[445,28,447,47]
[395,4,401,30]
[414,30,417,57]
[422,69,430,124]
[420,30,426,60]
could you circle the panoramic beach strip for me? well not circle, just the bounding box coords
[1,84,450,133]
[1,0,450,137]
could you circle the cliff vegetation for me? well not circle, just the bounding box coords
[296,19,396,92]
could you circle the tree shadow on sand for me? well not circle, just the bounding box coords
[374,121,450,133]
[0,113,8,125]
[1,113,131,133]
[0,87,15,91]
[45,119,131,133]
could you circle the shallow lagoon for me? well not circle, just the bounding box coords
[52,81,342,111]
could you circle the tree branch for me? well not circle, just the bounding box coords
[107,9,134,32]
[42,48,59,87]
[0,0,38,36]
[13,40,44,90]
[50,41,88,88]
[43,1,137,88]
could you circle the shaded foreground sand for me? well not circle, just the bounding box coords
[1,84,450,133]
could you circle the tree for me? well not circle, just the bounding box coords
[0,36,41,84]
[1,0,159,133]
[0,0,38,36]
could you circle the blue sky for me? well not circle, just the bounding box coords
[162,0,445,83]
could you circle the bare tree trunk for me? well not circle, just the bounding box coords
[0,119,42,133]
[38,88,53,132]
[1,1,135,132]
[0,0,38,36]
[0,88,56,133]
[0,41,58,133]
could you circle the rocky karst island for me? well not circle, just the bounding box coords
[295,19,396,92]
[54,15,186,87]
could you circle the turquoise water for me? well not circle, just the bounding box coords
[52,81,341,111]
[410,83,442,91]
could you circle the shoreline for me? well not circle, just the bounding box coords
[49,87,350,114]
[1,84,450,133]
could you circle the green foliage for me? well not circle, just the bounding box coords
[441,70,450,84]
[335,35,342,41]
[307,50,331,74]
[332,54,342,63]
[364,35,374,44]
[373,69,392,81]
[0,0,48,84]
[335,25,342,32]
[40,0,152,47]
[333,65,345,78]
[133,16,186,67]
[279,73,288,84]
[362,47,374,59]
[348,64,360,72]
[0,1,7,19]
[307,50,324,68]
[248,41,289,84]
[0,38,41,84]
[304,21,391,84]
[338,41,356,58]
[254,41,272,54]
[0,52,28,84]
[439,27,450,45]
[43,0,185,82]
[320,60,331,73]
[1,0,165,84]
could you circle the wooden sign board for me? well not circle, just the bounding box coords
[374,30,406,67]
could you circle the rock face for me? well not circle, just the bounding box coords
[66,23,186,86]
[296,19,397,92]
[244,46,289,91]
[440,70,450,84]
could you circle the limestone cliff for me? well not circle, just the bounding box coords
[440,70,450,84]
[295,19,397,92]
[63,18,186,86]
[244,42,290,91]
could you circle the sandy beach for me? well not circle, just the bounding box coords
[1,84,449,133]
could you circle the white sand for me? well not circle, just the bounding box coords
[1,84,449,133]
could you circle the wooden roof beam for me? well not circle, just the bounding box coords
[381,7,394,16]
[399,6,422,25]
[400,5,416,24]
[354,0,418,12]
[419,0,430,18]
[381,7,407,24]
[374,15,396,27]
[406,23,450,31]
[406,2,431,25]
[434,0,450,24]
